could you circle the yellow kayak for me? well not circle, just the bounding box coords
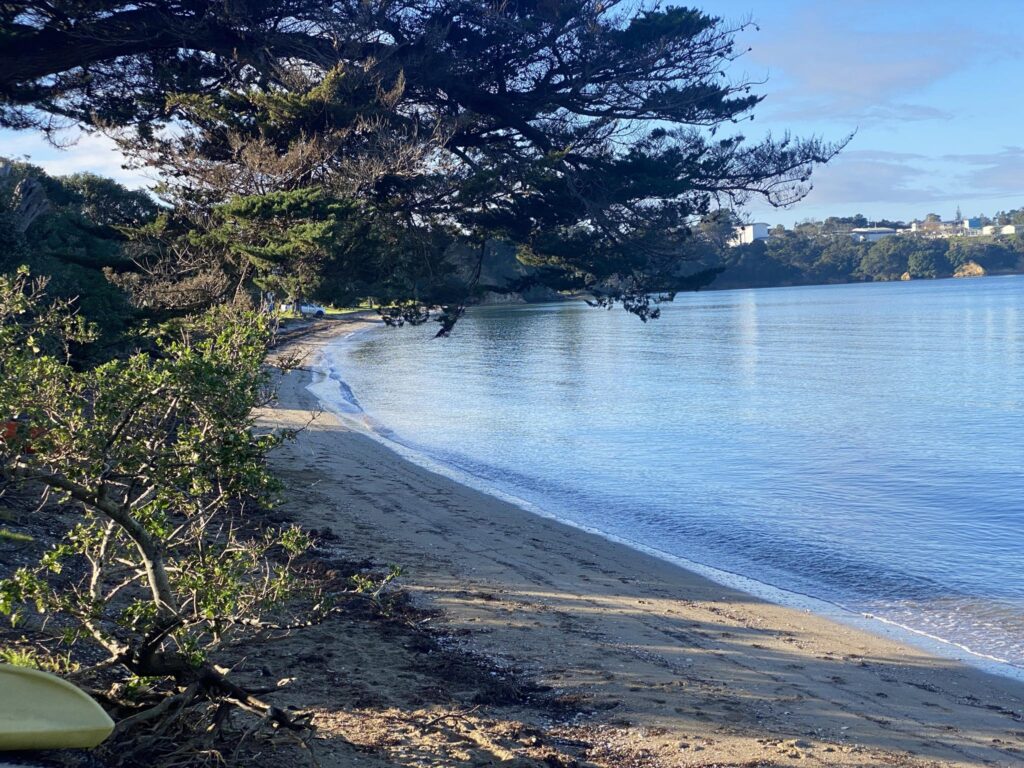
[0,665,114,750]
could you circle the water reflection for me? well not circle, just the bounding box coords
[330,277,1024,667]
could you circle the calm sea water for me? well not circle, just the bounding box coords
[315,277,1024,672]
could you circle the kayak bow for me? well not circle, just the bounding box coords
[0,665,113,750]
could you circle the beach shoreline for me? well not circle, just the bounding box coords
[296,311,1024,683]
[259,317,1024,767]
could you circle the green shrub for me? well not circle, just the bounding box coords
[0,268,317,745]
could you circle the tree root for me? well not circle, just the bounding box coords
[105,654,315,767]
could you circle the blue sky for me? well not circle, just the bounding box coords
[704,0,1024,224]
[1,1,1023,226]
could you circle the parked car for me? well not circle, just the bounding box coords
[280,302,326,317]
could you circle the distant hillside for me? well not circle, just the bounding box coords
[687,223,1024,290]
[0,159,159,338]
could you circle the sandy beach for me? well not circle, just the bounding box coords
[257,317,1024,768]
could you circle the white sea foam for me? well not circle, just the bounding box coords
[305,327,375,416]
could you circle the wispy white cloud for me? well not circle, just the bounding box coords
[801,154,946,206]
[781,145,1024,216]
[944,146,1024,195]
[746,3,1013,125]
[0,129,155,189]
[839,149,929,163]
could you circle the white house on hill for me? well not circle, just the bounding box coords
[981,224,1021,236]
[850,227,897,243]
[728,222,770,247]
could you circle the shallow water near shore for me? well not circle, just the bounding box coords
[313,276,1024,675]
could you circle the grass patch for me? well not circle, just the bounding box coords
[0,646,39,667]
[0,645,79,674]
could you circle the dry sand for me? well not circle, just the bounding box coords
[257,317,1024,767]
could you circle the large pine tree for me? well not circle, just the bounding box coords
[2,2,844,324]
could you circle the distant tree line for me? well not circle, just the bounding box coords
[687,210,1024,289]
[6,154,1021,337]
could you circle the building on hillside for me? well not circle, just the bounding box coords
[979,224,1020,236]
[850,227,897,243]
[911,219,959,237]
[728,222,771,247]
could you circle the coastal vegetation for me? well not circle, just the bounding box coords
[1,0,841,329]
[686,209,1024,288]
[0,268,331,754]
[0,161,158,344]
